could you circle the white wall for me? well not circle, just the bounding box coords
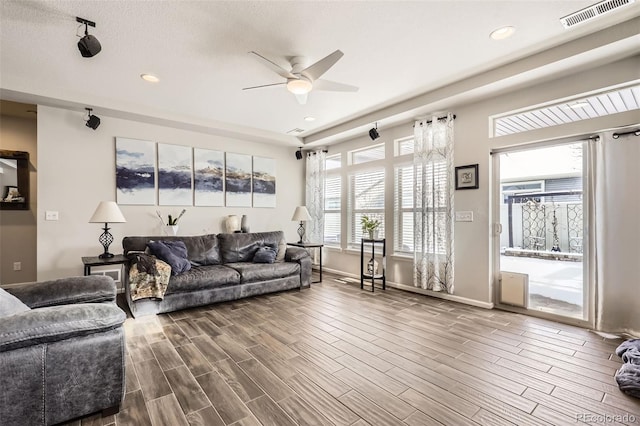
[37,106,303,280]
[323,55,640,330]
[0,115,37,284]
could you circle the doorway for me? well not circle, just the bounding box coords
[494,142,587,321]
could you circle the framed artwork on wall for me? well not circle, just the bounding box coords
[225,152,252,207]
[252,156,276,208]
[455,164,479,190]
[158,143,193,206]
[115,138,156,205]
[194,148,224,206]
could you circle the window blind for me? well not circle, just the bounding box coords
[324,175,341,245]
[349,169,385,244]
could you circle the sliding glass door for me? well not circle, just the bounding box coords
[494,142,588,321]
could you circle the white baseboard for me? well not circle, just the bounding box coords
[322,266,494,310]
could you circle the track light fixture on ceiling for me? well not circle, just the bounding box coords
[369,122,380,141]
[76,17,101,58]
[85,108,101,130]
[295,147,303,160]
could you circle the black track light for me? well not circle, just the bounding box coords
[295,148,303,160]
[85,108,101,130]
[76,17,101,58]
[369,122,380,140]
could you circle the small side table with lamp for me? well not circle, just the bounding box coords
[88,201,126,259]
[85,201,128,290]
[290,206,324,283]
[291,205,311,243]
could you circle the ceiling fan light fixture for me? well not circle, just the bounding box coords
[287,79,313,95]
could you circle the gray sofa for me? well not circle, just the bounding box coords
[122,231,311,317]
[0,276,126,426]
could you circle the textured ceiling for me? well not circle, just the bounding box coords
[1,1,639,146]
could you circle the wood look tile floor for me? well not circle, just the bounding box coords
[64,274,640,426]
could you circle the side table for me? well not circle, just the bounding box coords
[82,254,129,276]
[360,238,386,292]
[287,242,324,283]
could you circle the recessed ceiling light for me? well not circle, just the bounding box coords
[140,73,160,83]
[304,116,316,122]
[490,26,515,40]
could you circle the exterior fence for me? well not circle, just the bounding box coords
[501,192,583,254]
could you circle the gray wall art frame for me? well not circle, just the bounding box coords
[194,148,225,207]
[225,152,252,207]
[115,137,156,205]
[252,156,276,208]
[455,164,479,190]
[158,143,193,206]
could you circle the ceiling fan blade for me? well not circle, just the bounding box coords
[313,79,359,92]
[242,82,286,90]
[301,49,344,81]
[295,93,308,105]
[248,51,297,79]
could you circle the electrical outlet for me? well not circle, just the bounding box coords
[45,211,59,221]
[13,262,21,271]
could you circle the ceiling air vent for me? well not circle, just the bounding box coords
[286,128,305,135]
[560,0,634,28]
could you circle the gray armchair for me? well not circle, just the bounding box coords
[0,276,126,425]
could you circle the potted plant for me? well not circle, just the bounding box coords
[360,215,381,240]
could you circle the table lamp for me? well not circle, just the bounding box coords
[89,201,126,258]
[291,206,311,243]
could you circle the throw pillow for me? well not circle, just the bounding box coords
[0,288,31,317]
[253,246,277,264]
[147,240,191,276]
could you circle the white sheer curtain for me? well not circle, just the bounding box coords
[413,114,455,293]
[589,130,640,336]
[305,150,326,244]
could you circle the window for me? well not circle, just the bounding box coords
[348,169,385,245]
[350,144,385,165]
[415,160,449,255]
[324,175,341,245]
[492,83,639,137]
[394,165,414,253]
[325,154,341,170]
[395,136,415,156]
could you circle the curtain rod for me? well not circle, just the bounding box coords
[413,114,456,127]
[613,129,640,139]
[306,149,328,156]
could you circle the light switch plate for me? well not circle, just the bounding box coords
[455,211,473,222]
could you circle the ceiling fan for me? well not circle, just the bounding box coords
[243,49,358,105]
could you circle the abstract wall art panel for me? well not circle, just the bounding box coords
[158,143,193,206]
[252,156,276,208]
[194,148,224,206]
[225,152,252,207]
[115,137,156,205]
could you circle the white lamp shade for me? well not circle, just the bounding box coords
[89,201,126,223]
[286,78,313,95]
[291,206,311,222]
